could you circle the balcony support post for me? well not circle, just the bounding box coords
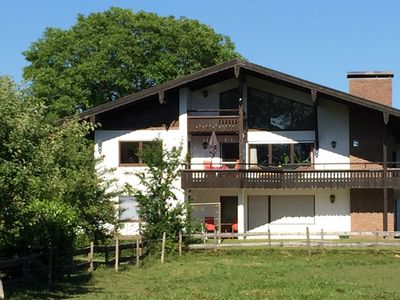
[311,89,319,151]
[382,112,389,232]
[238,71,245,168]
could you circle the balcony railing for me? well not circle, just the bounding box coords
[187,109,240,133]
[181,163,400,189]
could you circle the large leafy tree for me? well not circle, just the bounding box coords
[0,77,117,258]
[23,7,242,120]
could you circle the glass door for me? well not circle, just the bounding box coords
[220,196,238,232]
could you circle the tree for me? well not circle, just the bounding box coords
[0,77,117,259]
[126,139,192,253]
[23,7,242,120]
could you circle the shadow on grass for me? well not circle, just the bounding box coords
[7,272,100,299]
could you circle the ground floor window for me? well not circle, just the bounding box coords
[119,196,139,221]
[247,195,315,230]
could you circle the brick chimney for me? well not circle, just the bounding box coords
[347,71,393,106]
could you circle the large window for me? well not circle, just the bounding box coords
[119,196,139,221]
[247,195,315,230]
[247,88,315,130]
[270,195,315,224]
[249,143,313,166]
[119,141,161,165]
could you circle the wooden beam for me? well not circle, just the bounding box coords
[238,73,244,166]
[312,90,319,150]
[234,64,241,78]
[158,91,165,104]
[383,112,389,232]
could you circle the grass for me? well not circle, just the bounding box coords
[8,248,400,299]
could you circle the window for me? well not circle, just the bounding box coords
[247,195,315,229]
[219,89,239,116]
[270,195,315,224]
[119,141,160,165]
[221,143,239,162]
[120,142,139,164]
[249,143,314,166]
[119,196,139,221]
[247,88,315,130]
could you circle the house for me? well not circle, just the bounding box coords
[77,59,400,236]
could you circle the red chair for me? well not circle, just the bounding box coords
[204,217,216,232]
[234,159,240,170]
[231,223,238,233]
[203,160,212,170]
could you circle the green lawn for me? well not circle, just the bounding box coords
[8,249,400,299]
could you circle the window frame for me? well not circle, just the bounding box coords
[119,141,154,166]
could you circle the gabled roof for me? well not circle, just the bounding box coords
[71,59,400,121]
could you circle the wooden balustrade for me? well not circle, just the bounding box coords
[181,168,400,189]
[187,115,240,133]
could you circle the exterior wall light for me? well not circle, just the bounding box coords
[331,140,337,149]
[202,90,208,98]
[202,139,208,150]
[330,194,336,203]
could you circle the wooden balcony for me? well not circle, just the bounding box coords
[187,109,240,133]
[181,168,400,189]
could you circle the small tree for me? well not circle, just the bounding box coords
[126,139,192,253]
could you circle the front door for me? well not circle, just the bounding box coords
[220,196,238,232]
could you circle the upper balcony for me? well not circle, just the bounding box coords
[181,163,400,189]
[187,109,240,134]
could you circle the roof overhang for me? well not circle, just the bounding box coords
[60,59,400,123]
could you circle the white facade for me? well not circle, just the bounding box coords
[96,74,358,236]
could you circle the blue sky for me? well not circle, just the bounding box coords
[1,0,399,108]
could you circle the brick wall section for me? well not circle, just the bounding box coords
[350,189,394,231]
[349,78,392,107]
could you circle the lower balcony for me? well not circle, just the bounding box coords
[181,167,400,189]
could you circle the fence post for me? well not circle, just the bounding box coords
[115,237,119,271]
[375,230,379,253]
[161,232,166,263]
[136,236,140,268]
[105,245,109,266]
[179,232,183,256]
[268,228,271,249]
[0,278,4,300]
[306,227,311,256]
[88,241,94,271]
[213,229,218,252]
[48,243,53,285]
[320,229,324,249]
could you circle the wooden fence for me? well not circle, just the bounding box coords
[0,236,146,293]
[186,229,400,251]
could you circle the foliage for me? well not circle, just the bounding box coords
[0,76,118,258]
[23,7,242,120]
[126,139,192,253]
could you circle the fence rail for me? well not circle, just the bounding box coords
[185,230,400,250]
